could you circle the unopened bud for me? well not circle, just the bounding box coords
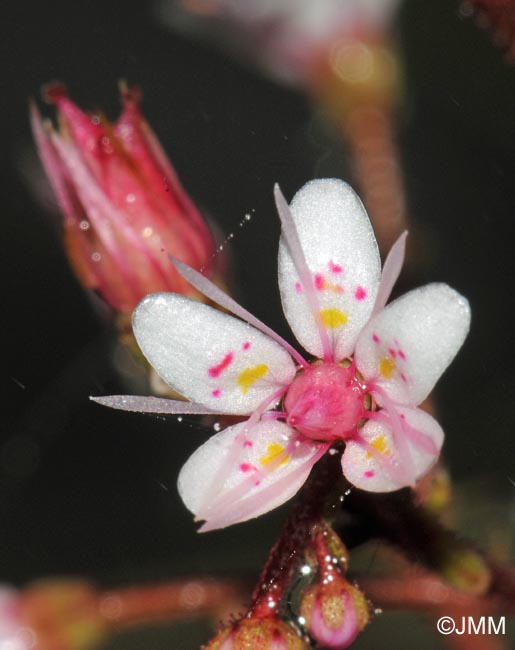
[204,616,308,650]
[300,576,369,649]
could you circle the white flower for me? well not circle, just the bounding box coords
[94,179,470,531]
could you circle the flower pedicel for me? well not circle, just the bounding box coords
[93,179,470,531]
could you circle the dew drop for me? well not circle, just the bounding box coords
[177,416,183,423]
[92,252,101,262]
[79,220,90,231]
[213,422,221,432]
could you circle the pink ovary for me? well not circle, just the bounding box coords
[284,363,365,441]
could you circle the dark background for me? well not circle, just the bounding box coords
[1,1,514,647]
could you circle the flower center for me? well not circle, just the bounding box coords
[284,363,366,441]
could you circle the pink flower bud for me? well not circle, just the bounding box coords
[31,83,217,314]
[300,578,369,649]
[299,527,369,649]
[204,616,309,650]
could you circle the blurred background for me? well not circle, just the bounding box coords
[1,0,514,647]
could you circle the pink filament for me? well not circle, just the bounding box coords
[274,185,333,363]
[171,257,308,368]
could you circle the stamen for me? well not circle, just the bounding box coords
[91,395,224,414]
[196,387,287,518]
[171,257,309,368]
[372,230,408,316]
[199,442,329,532]
[274,185,333,363]
[369,385,416,487]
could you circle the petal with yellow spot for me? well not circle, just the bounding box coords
[320,308,348,329]
[237,364,269,394]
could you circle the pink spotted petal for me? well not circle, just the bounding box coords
[356,283,471,406]
[133,293,296,414]
[178,420,326,531]
[277,179,381,361]
[341,406,444,492]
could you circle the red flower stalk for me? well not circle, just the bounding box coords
[31,83,217,315]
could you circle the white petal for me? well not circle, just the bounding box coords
[355,283,471,405]
[133,293,297,414]
[342,406,443,492]
[278,179,381,360]
[178,420,326,530]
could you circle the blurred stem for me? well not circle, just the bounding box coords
[99,578,246,629]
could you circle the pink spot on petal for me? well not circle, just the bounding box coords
[314,273,325,290]
[240,463,256,473]
[364,470,375,478]
[243,341,251,351]
[212,389,222,397]
[388,348,397,358]
[401,373,407,383]
[329,260,343,274]
[295,282,302,293]
[399,350,406,360]
[372,334,380,344]
[243,441,253,448]
[355,286,367,301]
[208,352,234,378]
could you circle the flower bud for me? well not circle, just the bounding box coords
[31,83,218,316]
[299,527,369,649]
[204,616,308,650]
[300,577,369,649]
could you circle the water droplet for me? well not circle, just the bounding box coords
[244,213,251,221]
[177,416,183,423]
[142,226,153,238]
[126,193,136,203]
[79,220,90,230]
[92,252,101,262]
[300,565,311,575]
[213,422,221,432]
[374,608,383,616]
[297,616,306,626]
